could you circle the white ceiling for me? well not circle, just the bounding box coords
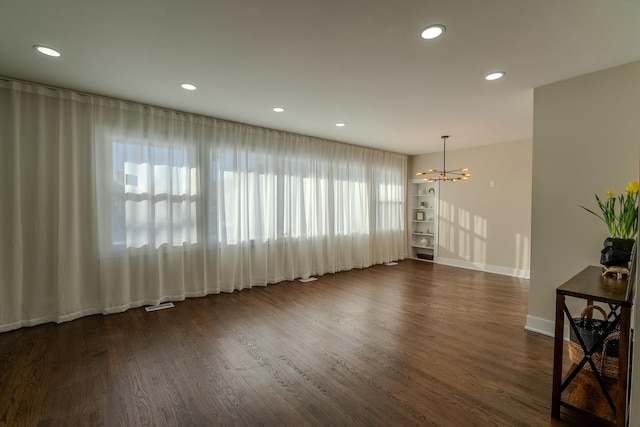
[1,0,639,155]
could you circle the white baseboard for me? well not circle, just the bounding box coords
[524,315,569,340]
[436,257,530,279]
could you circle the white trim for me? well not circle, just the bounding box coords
[436,256,530,279]
[524,315,570,340]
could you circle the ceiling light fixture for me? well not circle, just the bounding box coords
[34,45,61,57]
[336,123,346,127]
[420,25,446,40]
[273,107,285,112]
[181,83,197,91]
[485,71,506,81]
[416,135,470,182]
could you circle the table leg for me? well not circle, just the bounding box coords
[616,305,631,427]
[552,293,565,418]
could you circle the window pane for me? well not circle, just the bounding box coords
[110,139,198,249]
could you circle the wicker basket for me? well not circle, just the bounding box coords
[568,331,620,378]
[568,305,620,378]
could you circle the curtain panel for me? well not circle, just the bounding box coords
[0,79,407,332]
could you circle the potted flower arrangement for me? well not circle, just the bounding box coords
[580,180,639,267]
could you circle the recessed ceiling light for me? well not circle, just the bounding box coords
[273,107,285,112]
[420,25,446,40]
[181,83,197,91]
[485,72,506,81]
[336,123,346,127]
[34,45,61,57]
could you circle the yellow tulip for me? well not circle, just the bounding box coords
[625,180,639,194]
[605,190,615,199]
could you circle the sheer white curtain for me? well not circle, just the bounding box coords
[0,79,407,332]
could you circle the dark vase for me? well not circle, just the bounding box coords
[600,238,635,267]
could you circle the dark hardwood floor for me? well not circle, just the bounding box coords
[0,260,610,426]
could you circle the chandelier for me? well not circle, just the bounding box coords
[416,135,470,182]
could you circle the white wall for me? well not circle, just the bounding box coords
[410,139,532,278]
[527,60,640,335]
[529,59,640,422]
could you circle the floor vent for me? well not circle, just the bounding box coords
[299,277,318,283]
[385,262,399,266]
[145,302,175,312]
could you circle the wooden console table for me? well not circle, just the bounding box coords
[551,265,633,426]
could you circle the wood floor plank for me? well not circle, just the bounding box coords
[0,261,612,426]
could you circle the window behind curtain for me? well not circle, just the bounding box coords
[99,127,404,254]
[208,148,370,246]
[109,139,199,249]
